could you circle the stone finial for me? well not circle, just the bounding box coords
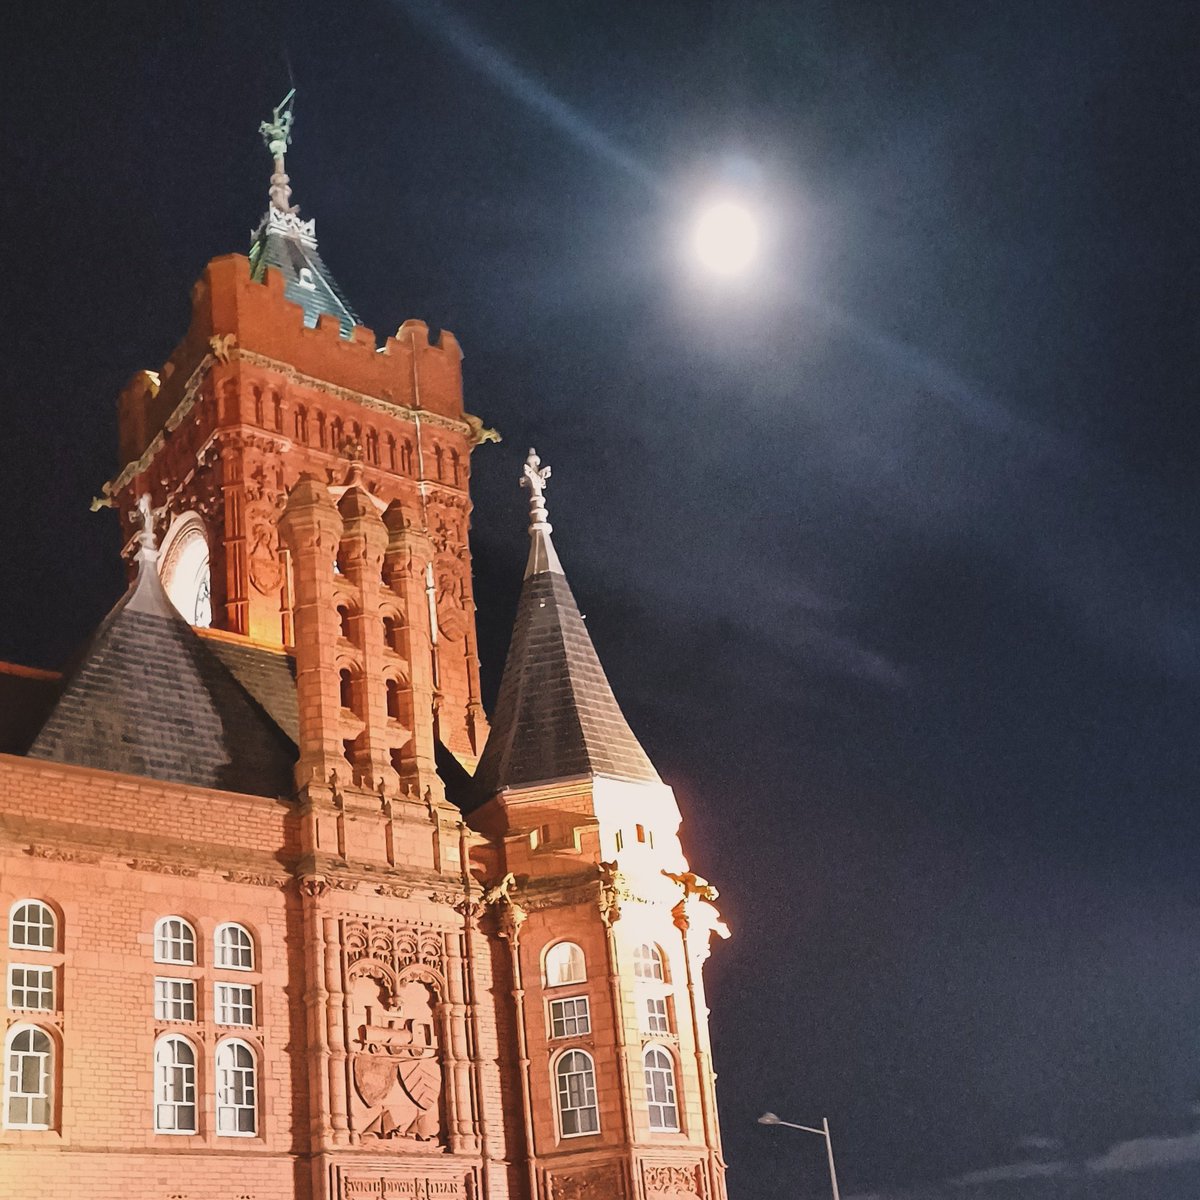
[521,449,552,532]
[259,88,298,215]
[519,448,563,579]
[132,494,160,565]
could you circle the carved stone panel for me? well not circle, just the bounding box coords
[343,921,448,1146]
[642,1163,705,1200]
[547,1162,627,1200]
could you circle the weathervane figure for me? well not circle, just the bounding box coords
[259,88,298,214]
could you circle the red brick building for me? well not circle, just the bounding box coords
[0,97,730,1200]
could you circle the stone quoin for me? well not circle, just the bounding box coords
[0,93,730,1200]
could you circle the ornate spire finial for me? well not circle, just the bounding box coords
[132,493,160,565]
[521,448,552,533]
[259,88,298,215]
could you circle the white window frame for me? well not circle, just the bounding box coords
[643,994,671,1034]
[3,1024,53,1130]
[8,900,55,952]
[633,943,666,981]
[548,994,591,1039]
[7,964,54,1012]
[214,982,255,1028]
[554,1048,600,1138]
[154,1035,197,1134]
[215,1038,258,1137]
[544,941,586,988]
[643,1044,680,1132]
[214,923,255,971]
[154,917,197,966]
[154,977,197,1023]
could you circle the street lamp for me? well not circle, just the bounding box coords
[758,1112,842,1200]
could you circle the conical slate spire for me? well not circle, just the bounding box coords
[471,451,660,803]
[248,90,361,334]
[28,496,295,796]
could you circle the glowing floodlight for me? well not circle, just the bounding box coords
[692,200,760,276]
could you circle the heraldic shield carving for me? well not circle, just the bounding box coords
[347,967,443,1142]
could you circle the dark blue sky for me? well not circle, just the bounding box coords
[3,2,1199,1195]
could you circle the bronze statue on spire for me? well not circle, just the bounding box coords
[259,88,298,214]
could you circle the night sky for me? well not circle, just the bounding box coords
[3,2,1199,1196]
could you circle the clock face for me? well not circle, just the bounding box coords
[159,515,212,629]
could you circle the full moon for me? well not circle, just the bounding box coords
[692,200,759,275]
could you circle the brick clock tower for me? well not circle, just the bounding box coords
[0,93,729,1200]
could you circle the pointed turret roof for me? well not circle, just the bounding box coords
[248,90,360,334]
[471,451,660,804]
[28,497,296,797]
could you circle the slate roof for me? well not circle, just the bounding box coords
[28,560,296,798]
[471,525,660,804]
[248,209,360,334]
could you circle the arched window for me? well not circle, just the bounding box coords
[215,1039,257,1136]
[214,924,254,971]
[154,917,196,966]
[633,943,665,981]
[401,440,414,474]
[643,1046,679,1131]
[555,1049,599,1137]
[386,678,402,720]
[366,428,380,465]
[433,444,445,480]
[337,604,353,640]
[450,448,461,485]
[331,417,344,450]
[383,615,402,651]
[9,900,55,951]
[294,406,309,443]
[154,1036,197,1133]
[339,669,355,710]
[4,1026,53,1129]
[316,411,327,449]
[387,435,398,471]
[252,387,264,426]
[272,393,284,432]
[545,942,586,987]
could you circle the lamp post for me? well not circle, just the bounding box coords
[758,1112,842,1200]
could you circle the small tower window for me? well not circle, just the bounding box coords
[337,605,352,640]
[387,435,398,471]
[339,670,355,711]
[633,944,665,982]
[555,1050,599,1137]
[643,1046,680,1131]
[9,901,55,952]
[4,1026,53,1130]
[545,942,586,987]
[316,412,327,449]
[366,429,380,465]
[214,924,254,971]
[386,679,402,721]
[154,918,196,966]
[154,1035,197,1134]
[215,1039,258,1135]
[383,615,403,651]
[450,448,461,485]
[297,267,316,290]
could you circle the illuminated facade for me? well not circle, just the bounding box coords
[0,97,729,1200]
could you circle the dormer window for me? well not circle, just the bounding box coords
[297,267,316,290]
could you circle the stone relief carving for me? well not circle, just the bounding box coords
[343,921,447,1142]
[347,969,442,1142]
[549,1162,627,1199]
[643,1163,705,1199]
